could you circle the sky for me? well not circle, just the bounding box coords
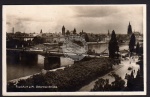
[4,5,144,34]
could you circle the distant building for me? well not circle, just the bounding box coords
[104,30,111,42]
[32,33,39,37]
[127,22,132,35]
[28,33,37,37]
[12,27,14,34]
[134,31,141,37]
[104,35,110,42]
[7,31,37,41]
[62,25,65,35]
[6,33,15,40]
[134,31,143,43]
[116,34,129,43]
[40,29,43,34]
[73,28,76,34]
[52,35,65,43]
[37,33,53,43]
[66,30,70,35]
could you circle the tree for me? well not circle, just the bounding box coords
[136,69,140,79]
[33,36,45,44]
[136,42,140,55]
[91,73,125,91]
[127,70,134,90]
[79,32,82,36]
[111,73,125,91]
[129,33,136,54]
[108,30,119,58]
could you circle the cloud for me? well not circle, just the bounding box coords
[5,5,144,34]
[6,22,11,25]
[73,6,119,18]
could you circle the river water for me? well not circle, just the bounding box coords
[7,43,128,81]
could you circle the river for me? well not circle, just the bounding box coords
[7,43,128,81]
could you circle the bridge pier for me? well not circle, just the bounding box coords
[44,56,60,70]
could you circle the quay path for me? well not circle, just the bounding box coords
[78,56,140,91]
[8,67,65,83]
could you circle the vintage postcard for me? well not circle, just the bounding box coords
[2,5,147,96]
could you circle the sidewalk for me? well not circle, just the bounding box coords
[78,56,140,91]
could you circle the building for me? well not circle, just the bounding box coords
[127,22,132,35]
[105,30,111,42]
[134,31,143,43]
[104,35,111,42]
[62,25,65,35]
[73,28,76,34]
[40,29,43,34]
[12,27,14,34]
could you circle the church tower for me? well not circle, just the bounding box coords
[40,29,43,33]
[73,28,76,34]
[127,22,132,35]
[62,25,65,35]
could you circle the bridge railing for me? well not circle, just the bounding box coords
[7,47,109,58]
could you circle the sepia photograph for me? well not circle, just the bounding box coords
[2,5,146,96]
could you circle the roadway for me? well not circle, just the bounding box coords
[78,56,140,91]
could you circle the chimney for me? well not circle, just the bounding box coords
[12,27,14,33]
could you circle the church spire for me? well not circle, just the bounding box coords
[12,27,14,33]
[127,22,132,35]
[108,30,110,36]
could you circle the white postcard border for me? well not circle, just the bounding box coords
[2,4,147,96]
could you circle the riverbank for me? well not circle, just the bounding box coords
[87,41,129,45]
[7,57,119,92]
[8,67,65,83]
[78,56,140,91]
[87,42,108,44]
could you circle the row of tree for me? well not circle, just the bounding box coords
[108,30,140,58]
[91,73,125,91]
[91,69,143,91]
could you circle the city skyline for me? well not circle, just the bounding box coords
[4,5,143,34]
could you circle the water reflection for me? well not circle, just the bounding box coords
[7,54,74,81]
[37,55,44,68]
[88,43,108,53]
[88,43,129,54]
[7,43,128,81]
